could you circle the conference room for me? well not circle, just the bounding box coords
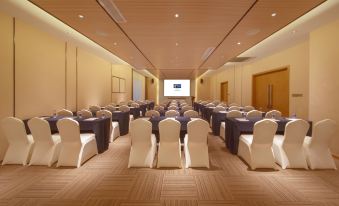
[0,0,339,205]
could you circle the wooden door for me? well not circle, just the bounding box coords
[220,82,228,103]
[252,68,289,116]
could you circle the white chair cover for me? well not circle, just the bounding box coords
[246,110,262,118]
[273,119,309,169]
[1,117,34,165]
[77,109,93,118]
[56,109,73,117]
[56,118,98,167]
[181,106,193,112]
[165,110,179,117]
[157,118,181,168]
[131,102,140,108]
[184,119,210,168]
[228,106,241,111]
[89,105,101,113]
[145,110,160,117]
[28,117,61,166]
[128,119,157,168]
[243,106,255,112]
[154,105,164,111]
[168,105,178,110]
[303,119,337,169]
[119,105,130,112]
[238,119,278,170]
[229,103,239,107]
[96,110,120,142]
[265,110,282,118]
[184,110,199,118]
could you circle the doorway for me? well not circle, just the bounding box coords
[220,81,228,103]
[252,68,289,116]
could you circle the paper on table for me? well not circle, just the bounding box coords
[84,117,98,121]
[235,118,249,122]
[219,111,227,113]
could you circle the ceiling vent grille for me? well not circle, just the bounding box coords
[98,0,127,23]
[228,57,254,62]
[201,47,215,60]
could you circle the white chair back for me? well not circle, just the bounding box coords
[205,103,215,108]
[308,119,336,148]
[56,118,81,144]
[243,105,255,112]
[96,109,113,131]
[187,119,209,143]
[265,110,282,118]
[165,110,179,117]
[159,118,180,143]
[131,102,140,108]
[28,117,54,145]
[154,105,164,111]
[283,119,309,146]
[213,106,226,112]
[56,109,73,117]
[110,102,117,107]
[145,110,160,117]
[89,105,101,113]
[229,106,240,111]
[130,119,152,145]
[252,119,278,146]
[181,105,193,112]
[246,110,262,118]
[105,105,115,111]
[1,117,30,145]
[77,109,93,118]
[168,105,178,110]
[119,105,130,112]
[229,103,239,107]
[184,110,199,118]
[227,110,242,118]
[119,101,127,106]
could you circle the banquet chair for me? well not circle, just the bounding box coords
[89,105,101,114]
[217,103,227,107]
[145,110,160,117]
[110,102,117,107]
[181,105,193,112]
[229,106,241,111]
[128,119,157,168]
[165,110,179,117]
[238,119,278,170]
[119,105,130,112]
[28,117,61,166]
[246,110,262,118]
[183,110,199,118]
[154,105,164,112]
[77,109,93,118]
[272,119,310,169]
[229,103,239,107]
[184,119,210,168]
[303,119,337,169]
[1,117,34,165]
[104,105,116,112]
[205,103,215,108]
[220,110,242,140]
[168,105,178,110]
[56,109,73,117]
[243,105,255,112]
[96,110,120,142]
[157,118,182,168]
[56,118,98,168]
[119,101,127,106]
[131,102,140,108]
[265,110,282,118]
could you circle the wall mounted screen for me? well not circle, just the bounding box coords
[164,79,190,96]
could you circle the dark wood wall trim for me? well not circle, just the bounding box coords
[75,47,78,111]
[65,42,67,109]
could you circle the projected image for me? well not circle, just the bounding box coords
[164,80,190,96]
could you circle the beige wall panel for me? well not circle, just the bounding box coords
[196,77,211,101]
[309,19,339,156]
[132,70,146,100]
[111,64,132,103]
[77,49,111,109]
[15,19,65,119]
[146,77,159,104]
[0,12,13,160]
[66,42,77,111]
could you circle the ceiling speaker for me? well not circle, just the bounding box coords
[200,79,204,84]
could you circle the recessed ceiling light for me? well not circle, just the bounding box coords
[292,30,296,34]
[78,14,84,19]
[175,42,179,46]
[271,13,277,17]
[113,42,117,46]
[174,13,179,18]
[237,42,241,45]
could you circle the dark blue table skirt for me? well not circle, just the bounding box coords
[148,116,191,142]
[225,117,313,154]
[24,116,111,154]
[130,107,141,119]
[111,111,130,136]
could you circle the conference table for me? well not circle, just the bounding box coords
[148,116,191,141]
[24,116,111,153]
[224,117,313,154]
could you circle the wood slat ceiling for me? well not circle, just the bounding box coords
[29,0,324,79]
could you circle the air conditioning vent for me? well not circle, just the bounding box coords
[228,57,254,62]
[201,47,215,60]
[98,0,127,23]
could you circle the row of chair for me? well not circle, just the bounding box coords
[237,118,337,170]
[144,110,200,118]
[1,117,98,167]
[128,118,210,168]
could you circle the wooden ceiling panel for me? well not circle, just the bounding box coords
[200,0,325,69]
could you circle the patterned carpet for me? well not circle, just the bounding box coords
[1,134,339,206]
